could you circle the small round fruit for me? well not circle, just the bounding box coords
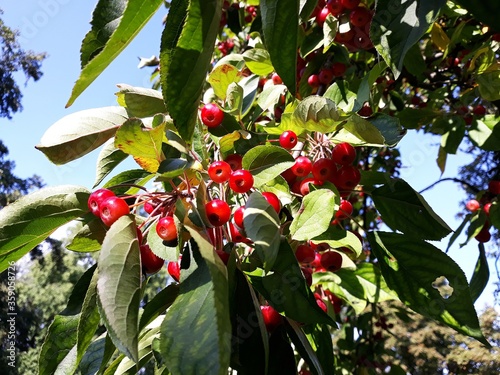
[140,244,165,274]
[279,130,298,149]
[318,68,334,85]
[475,223,491,243]
[331,142,356,165]
[200,103,224,128]
[484,202,492,216]
[358,103,373,117]
[349,6,372,27]
[99,196,130,227]
[271,73,283,85]
[316,7,330,27]
[300,177,322,196]
[337,165,361,190]
[308,74,320,88]
[488,180,500,195]
[340,0,360,9]
[260,305,283,332]
[335,199,353,220]
[295,244,316,263]
[320,251,343,272]
[229,169,254,193]
[465,199,480,212]
[327,0,344,16]
[143,200,156,215]
[334,29,355,44]
[291,156,313,177]
[88,188,115,216]
[472,105,486,116]
[331,62,347,77]
[233,206,245,229]
[224,153,243,171]
[229,222,250,243]
[312,158,337,181]
[205,199,231,227]
[167,261,181,282]
[208,160,232,183]
[315,295,328,313]
[156,216,177,241]
[262,192,281,214]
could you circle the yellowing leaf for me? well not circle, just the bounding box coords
[431,22,450,51]
[207,64,243,100]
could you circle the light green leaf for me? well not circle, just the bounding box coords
[290,189,337,241]
[115,84,166,117]
[261,0,299,94]
[36,107,127,165]
[207,63,243,100]
[242,48,275,76]
[324,81,357,112]
[370,0,446,78]
[292,96,343,133]
[371,179,452,240]
[97,215,142,362]
[160,230,230,375]
[368,231,489,346]
[226,82,244,117]
[468,115,500,151]
[114,118,166,173]
[0,185,90,272]
[66,213,106,252]
[242,145,295,187]
[146,221,179,262]
[477,70,500,101]
[323,14,338,53]
[244,192,282,272]
[67,0,163,106]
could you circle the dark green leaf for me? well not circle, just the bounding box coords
[396,108,440,129]
[36,107,127,165]
[440,116,466,154]
[370,0,446,78]
[244,192,282,272]
[62,264,97,316]
[97,215,142,362]
[94,138,129,188]
[452,1,500,32]
[139,284,179,331]
[446,213,472,252]
[78,335,107,375]
[469,243,490,303]
[302,323,335,375]
[242,145,295,187]
[286,320,327,375]
[103,169,153,195]
[368,113,406,147]
[161,0,222,142]
[0,185,90,272]
[247,239,336,327]
[371,179,452,240]
[368,231,489,346]
[160,230,231,375]
[267,326,297,374]
[115,84,166,117]
[290,189,337,241]
[489,201,500,230]
[67,0,163,106]
[261,0,299,94]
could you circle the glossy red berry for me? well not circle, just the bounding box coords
[229,169,254,193]
[224,153,243,171]
[208,160,232,183]
[316,7,330,27]
[233,206,245,229]
[473,105,486,116]
[308,74,320,88]
[327,0,344,16]
[349,6,372,27]
[140,244,165,274]
[331,142,356,165]
[156,216,177,241]
[335,199,353,220]
[475,223,491,243]
[229,222,250,243]
[200,103,224,128]
[143,200,156,215]
[260,305,283,332]
[292,156,313,177]
[279,130,298,149]
[488,180,500,195]
[320,251,343,272]
[315,294,328,313]
[262,192,281,213]
[358,103,373,117]
[299,177,323,196]
[295,244,316,263]
[312,158,337,181]
[88,188,115,216]
[271,73,283,85]
[99,196,130,227]
[318,67,334,85]
[205,199,231,227]
[334,29,355,44]
[167,261,181,282]
[341,0,360,9]
[331,62,347,77]
[465,199,480,212]
[337,165,361,190]
[484,202,492,216]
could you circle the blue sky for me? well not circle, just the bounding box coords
[1,1,497,310]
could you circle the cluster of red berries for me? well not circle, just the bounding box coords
[465,179,500,243]
[457,103,487,125]
[313,0,374,51]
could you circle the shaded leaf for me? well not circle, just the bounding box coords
[468,115,500,151]
[94,138,129,188]
[66,214,107,253]
[469,243,490,303]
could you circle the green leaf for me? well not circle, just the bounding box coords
[38,315,79,375]
[160,231,231,375]
[139,284,179,331]
[292,96,342,133]
[36,107,127,165]
[161,0,222,142]
[324,81,357,112]
[371,179,452,240]
[286,320,327,375]
[396,107,440,129]
[440,116,466,154]
[370,0,446,78]
[94,138,128,188]
[226,82,244,117]
[207,63,243,100]
[470,243,490,303]
[64,214,106,251]
[0,185,90,272]
[356,61,387,107]
[343,114,386,145]
[468,115,500,151]
[97,215,142,362]
[368,231,489,346]
[242,145,295,187]
[246,239,336,326]
[302,324,336,375]
[446,213,472,252]
[489,201,500,230]
[146,221,179,262]
[242,48,275,76]
[115,84,166,117]
[323,14,338,53]
[67,0,163,106]
[452,1,500,32]
[311,226,362,257]
[240,74,260,117]
[114,118,166,173]
[102,169,153,195]
[290,189,337,241]
[369,113,406,147]
[244,192,282,272]
[260,0,299,94]
[78,335,107,375]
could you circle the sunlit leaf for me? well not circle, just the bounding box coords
[242,145,295,187]
[115,84,166,117]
